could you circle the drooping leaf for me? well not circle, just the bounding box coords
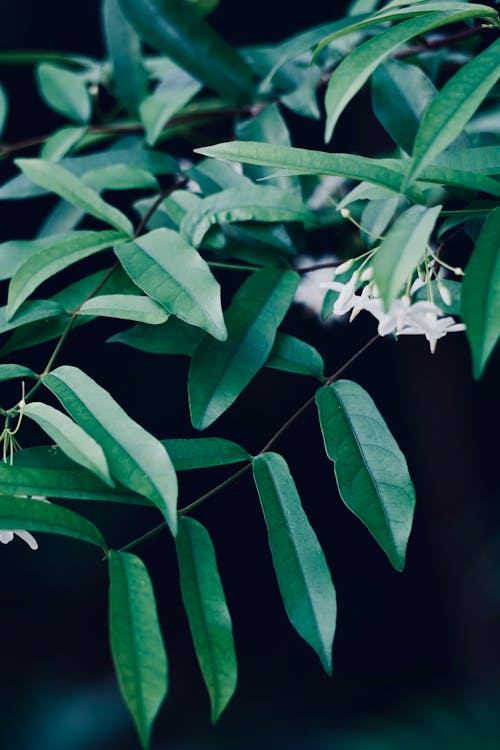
[323,9,499,141]
[189,269,299,430]
[109,551,168,749]
[7,230,127,319]
[108,316,204,355]
[44,366,178,534]
[162,438,250,470]
[115,228,227,340]
[266,332,325,379]
[36,63,91,122]
[14,159,134,235]
[180,185,315,248]
[460,207,500,379]
[140,64,201,146]
[22,402,113,486]
[407,38,500,184]
[371,204,441,307]
[0,299,65,336]
[78,294,169,324]
[40,126,87,161]
[176,517,237,721]
[118,0,255,103]
[195,142,425,201]
[0,495,107,550]
[371,59,436,154]
[0,235,66,281]
[0,364,37,382]
[252,452,336,674]
[102,0,148,114]
[316,380,416,571]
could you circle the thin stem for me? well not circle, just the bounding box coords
[392,25,486,59]
[208,261,262,273]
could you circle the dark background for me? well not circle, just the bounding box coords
[1,2,500,749]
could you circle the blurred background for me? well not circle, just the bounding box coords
[0,1,500,748]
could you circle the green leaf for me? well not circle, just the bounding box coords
[14,159,134,235]
[108,316,204,355]
[0,236,64,281]
[195,142,425,202]
[83,164,158,192]
[109,550,168,749]
[316,380,416,571]
[407,38,500,184]
[324,10,498,142]
[140,65,201,146]
[3,448,150,505]
[162,438,250,470]
[78,294,169,324]
[0,495,107,550]
[0,81,8,138]
[433,146,500,175]
[252,452,336,673]
[115,228,227,341]
[22,402,113,486]
[44,366,178,534]
[0,364,37,382]
[372,59,436,154]
[371,204,441,307]
[266,332,325,379]
[176,517,237,721]
[188,268,299,430]
[460,207,500,379]
[40,126,87,161]
[118,0,255,103]
[36,63,91,122]
[103,0,148,114]
[0,299,64,336]
[7,230,127,319]
[180,185,315,248]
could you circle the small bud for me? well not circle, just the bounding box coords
[89,84,99,97]
[340,207,351,219]
[18,399,26,410]
[360,266,373,282]
[335,258,355,275]
[437,281,452,307]
[453,267,464,276]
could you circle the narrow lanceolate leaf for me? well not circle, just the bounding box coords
[78,295,169,324]
[0,299,64,336]
[460,207,500,379]
[0,364,37,382]
[253,453,336,674]
[176,517,237,722]
[433,146,500,176]
[22,402,113,487]
[372,204,441,307]
[324,10,498,142]
[266,332,325,380]
[0,495,107,551]
[36,63,91,122]
[14,159,134,236]
[195,142,425,202]
[181,185,314,248]
[115,228,226,341]
[407,38,500,184]
[140,64,201,146]
[108,316,204,355]
[7,230,127,320]
[41,125,87,161]
[103,0,148,114]
[44,366,178,534]
[371,59,437,154]
[316,380,416,571]
[162,438,250,471]
[109,551,168,750]
[189,269,299,430]
[118,0,255,103]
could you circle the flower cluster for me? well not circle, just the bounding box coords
[321,275,465,353]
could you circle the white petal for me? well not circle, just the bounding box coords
[0,531,14,544]
[15,530,38,550]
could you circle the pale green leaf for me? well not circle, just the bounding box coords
[162,438,250,470]
[115,228,227,341]
[180,185,315,248]
[78,294,169,324]
[253,452,336,674]
[0,364,37,382]
[109,551,168,749]
[407,38,500,184]
[36,63,91,122]
[22,402,113,486]
[176,517,237,721]
[0,299,64,336]
[0,495,107,550]
[108,316,204,355]
[316,380,416,570]
[7,229,127,319]
[188,269,299,430]
[41,126,87,161]
[460,207,500,378]
[44,366,178,534]
[14,159,134,235]
[118,0,255,103]
[140,65,201,146]
[83,164,158,191]
[103,0,148,114]
[372,204,441,306]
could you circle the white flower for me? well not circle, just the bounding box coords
[398,312,465,353]
[0,529,38,550]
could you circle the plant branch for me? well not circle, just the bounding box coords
[393,24,486,59]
